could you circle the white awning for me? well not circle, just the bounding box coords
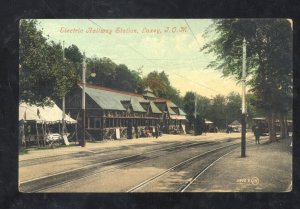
[205,120,214,124]
[19,102,77,124]
[169,115,187,120]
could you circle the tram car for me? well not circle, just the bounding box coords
[252,117,292,135]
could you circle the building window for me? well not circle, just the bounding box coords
[88,117,102,129]
[88,118,95,128]
[95,119,101,128]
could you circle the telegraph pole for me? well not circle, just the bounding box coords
[194,93,197,135]
[81,52,86,147]
[241,38,247,157]
[62,41,66,138]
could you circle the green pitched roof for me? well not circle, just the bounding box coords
[81,84,182,115]
[178,108,187,116]
[84,86,146,112]
[131,98,147,112]
[143,92,156,98]
[150,101,162,114]
[167,105,177,115]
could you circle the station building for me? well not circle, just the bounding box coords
[64,83,187,140]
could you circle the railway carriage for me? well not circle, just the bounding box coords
[252,117,292,136]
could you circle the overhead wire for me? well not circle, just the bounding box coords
[42,19,222,95]
[88,19,150,61]
[184,19,202,51]
[87,19,222,94]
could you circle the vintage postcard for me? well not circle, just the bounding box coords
[18,19,292,192]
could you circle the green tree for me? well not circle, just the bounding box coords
[225,92,242,126]
[143,71,182,106]
[182,91,196,131]
[131,70,145,94]
[202,19,292,140]
[64,44,83,79]
[19,19,77,106]
[182,92,210,133]
[143,71,169,97]
[87,58,145,94]
[87,57,117,87]
[208,94,227,129]
[196,95,211,119]
[166,86,183,108]
[113,64,142,92]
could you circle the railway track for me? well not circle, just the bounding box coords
[19,141,181,167]
[20,137,239,167]
[177,148,236,192]
[20,138,238,192]
[127,142,239,192]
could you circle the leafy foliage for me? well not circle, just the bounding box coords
[202,19,292,139]
[143,71,182,106]
[207,94,226,128]
[86,57,145,94]
[143,71,169,97]
[64,44,83,79]
[19,19,77,106]
[182,91,263,130]
[86,57,116,87]
[202,19,292,117]
[225,92,242,125]
[182,92,197,127]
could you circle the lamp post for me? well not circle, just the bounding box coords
[81,52,96,147]
[241,38,247,157]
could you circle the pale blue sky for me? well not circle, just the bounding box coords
[36,19,241,98]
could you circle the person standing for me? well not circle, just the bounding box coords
[203,124,207,135]
[215,126,218,133]
[155,124,160,139]
[253,125,261,144]
[134,125,138,139]
[127,120,133,139]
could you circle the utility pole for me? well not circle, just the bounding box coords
[81,52,86,147]
[62,41,66,138]
[194,93,197,136]
[241,38,247,157]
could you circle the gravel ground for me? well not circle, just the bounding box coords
[185,136,292,192]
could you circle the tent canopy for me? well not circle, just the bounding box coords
[19,102,77,123]
[229,120,241,126]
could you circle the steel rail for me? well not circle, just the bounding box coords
[178,148,237,192]
[178,140,261,192]
[19,141,183,167]
[20,139,235,192]
[127,142,239,192]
